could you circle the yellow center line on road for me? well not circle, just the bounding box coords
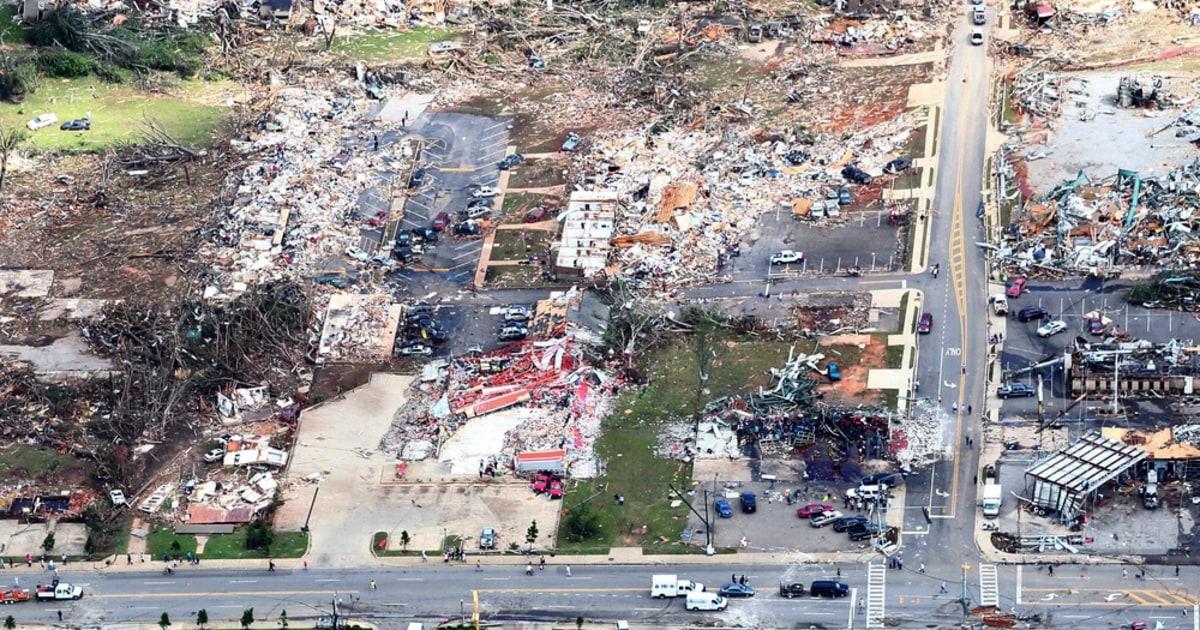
[946,56,974,517]
[88,589,351,599]
[437,166,476,172]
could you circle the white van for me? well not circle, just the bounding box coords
[685,592,728,611]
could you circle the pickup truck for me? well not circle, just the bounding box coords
[778,582,807,598]
[809,510,844,527]
[36,583,83,600]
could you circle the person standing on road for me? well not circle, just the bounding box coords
[539,555,546,570]
[565,565,572,577]
[370,579,376,591]
[268,560,276,572]
[526,563,534,576]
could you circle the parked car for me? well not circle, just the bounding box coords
[883,157,913,174]
[532,473,551,493]
[997,382,1036,399]
[392,246,415,263]
[1088,316,1110,335]
[411,227,438,243]
[525,206,551,223]
[60,118,90,131]
[453,222,482,237]
[797,503,834,518]
[504,305,532,322]
[460,205,492,221]
[26,113,58,130]
[718,583,756,598]
[1017,306,1048,322]
[399,343,433,356]
[548,479,564,499]
[826,362,841,381]
[316,274,348,288]
[432,212,451,231]
[1037,320,1068,337]
[395,231,412,248]
[833,515,869,532]
[1006,277,1027,297]
[479,527,496,549]
[203,448,226,463]
[561,132,582,152]
[499,327,528,342]
[473,186,500,198]
[841,164,871,184]
[770,250,805,265]
[917,313,934,334]
[369,254,396,268]
[409,168,426,189]
[809,510,844,527]
[970,28,984,45]
[846,522,889,541]
[345,246,370,262]
[810,580,850,598]
[498,154,525,170]
[861,472,900,488]
[837,187,853,205]
[714,498,733,518]
[779,582,807,598]
[740,492,757,513]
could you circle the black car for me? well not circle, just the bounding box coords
[841,164,871,184]
[60,118,90,131]
[846,522,888,541]
[498,154,525,170]
[778,582,807,598]
[1017,306,1048,322]
[409,168,426,189]
[454,222,482,236]
[410,227,438,243]
[392,246,415,263]
[832,515,869,533]
[784,150,809,166]
[740,492,757,513]
[883,157,913,174]
[861,472,900,488]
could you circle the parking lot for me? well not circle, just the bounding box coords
[390,296,549,360]
[737,209,904,280]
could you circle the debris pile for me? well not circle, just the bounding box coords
[379,336,614,477]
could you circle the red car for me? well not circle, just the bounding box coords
[432,212,451,232]
[548,479,564,499]
[797,503,834,518]
[532,473,551,493]
[525,206,550,223]
[1006,277,1027,298]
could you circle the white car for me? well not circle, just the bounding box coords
[26,113,58,130]
[770,250,805,265]
[472,186,500,198]
[203,448,226,463]
[369,254,396,268]
[400,343,433,356]
[970,29,984,45]
[503,305,531,321]
[109,490,127,507]
[345,246,370,262]
[1037,320,1068,337]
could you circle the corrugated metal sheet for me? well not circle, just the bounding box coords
[1025,431,1148,518]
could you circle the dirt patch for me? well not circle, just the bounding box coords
[310,364,380,400]
[815,334,888,405]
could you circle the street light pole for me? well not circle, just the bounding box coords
[302,483,321,533]
[960,564,971,619]
[460,599,465,628]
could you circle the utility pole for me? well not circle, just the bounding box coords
[302,483,321,533]
[960,564,971,619]
[668,484,714,556]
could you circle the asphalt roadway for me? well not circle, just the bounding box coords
[9,562,1200,629]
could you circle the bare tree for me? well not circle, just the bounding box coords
[0,126,25,193]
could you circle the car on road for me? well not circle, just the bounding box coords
[561,132,582,152]
[1006,277,1027,297]
[970,28,984,45]
[60,118,91,131]
[797,503,834,518]
[826,362,841,381]
[498,154,525,170]
[917,313,933,334]
[718,583,756,598]
[432,212,451,231]
[997,382,1036,399]
[504,305,532,321]
[779,582,807,598]
[810,580,850,598]
[714,498,733,518]
[770,250,805,265]
[1017,306,1048,322]
[833,515,869,532]
[740,492,757,513]
[472,186,500,198]
[1037,320,1068,337]
[809,510,844,527]
[203,448,226,463]
[480,527,496,549]
[409,168,426,189]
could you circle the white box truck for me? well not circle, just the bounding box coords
[982,483,1002,518]
[650,575,705,598]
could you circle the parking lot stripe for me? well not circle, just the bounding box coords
[439,167,476,172]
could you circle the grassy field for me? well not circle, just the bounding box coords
[146,525,198,559]
[0,444,92,484]
[0,77,228,151]
[332,27,466,63]
[556,327,796,553]
[491,229,556,260]
[203,528,308,559]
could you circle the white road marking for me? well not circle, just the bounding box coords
[315,579,342,583]
[229,580,258,584]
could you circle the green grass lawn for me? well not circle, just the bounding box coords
[506,158,569,189]
[556,328,798,552]
[202,528,308,559]
[491,229,556,260]
[332,27,466,62]
[0,444,92,483]
[0,77,228,151]
[146,525,198,559]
